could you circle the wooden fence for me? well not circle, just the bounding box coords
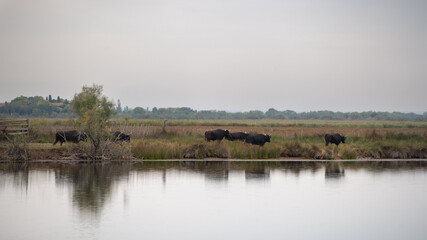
[0,119,29,136]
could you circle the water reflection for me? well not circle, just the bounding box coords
[4,163,30,191]
[204,162,230,182]
[2,161,427,240]
[325,162,345,179]
[276,161,323,176]
[244,163,270,181]
[66,165,127,213]
[1,160,427,218]
[0,163,131,217]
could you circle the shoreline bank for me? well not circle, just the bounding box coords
[2,159,427,163]
[2,140,427,161]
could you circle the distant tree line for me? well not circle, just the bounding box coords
[1,95,426,121]
[118,107,427,121]
[45,94,69,104]
[0,96,71,118]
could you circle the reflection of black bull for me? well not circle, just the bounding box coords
[245,168,271,180]
[325,164,345,178]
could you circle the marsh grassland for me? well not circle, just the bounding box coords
[1,119,427,160]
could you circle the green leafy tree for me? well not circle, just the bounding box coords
[70,84,116,159]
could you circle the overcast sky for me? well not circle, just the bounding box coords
[1,0,426,113]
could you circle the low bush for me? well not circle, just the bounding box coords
[6,135,29,160]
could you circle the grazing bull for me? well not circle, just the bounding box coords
[225,132,249,141]
[325,133,346,146]
[245,134,271,146]
[204,129,229,142]
[112,131,130,142]
[53,130,87,146]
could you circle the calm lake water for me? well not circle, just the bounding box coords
[1,161,427,240]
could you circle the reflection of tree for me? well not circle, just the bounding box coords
[325,163,345,179]
[0,163,29,192]
[245,169,270,180]
[71,165,113,213]
[54,164,130,215]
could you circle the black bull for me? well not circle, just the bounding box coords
[245,134,271,146]
[225,132,249,141]
[53,130,87,146]
[325,134,346,146]
[112,131,130,142]
[205,129,229,141]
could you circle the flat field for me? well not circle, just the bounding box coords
[1,118,426,160]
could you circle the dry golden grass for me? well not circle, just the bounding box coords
[1,118,426,160]
[27,118,427,141]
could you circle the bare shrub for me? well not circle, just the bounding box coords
[74,140,132,160]
[99,141,132,160]
[6,135,29,160]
